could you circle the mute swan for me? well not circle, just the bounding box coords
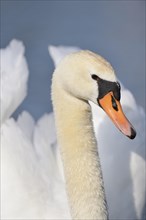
[1,40,145,220]
[49,45,145,220]
[51,49,137,219]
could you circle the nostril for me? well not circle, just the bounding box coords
[111,95,118,111]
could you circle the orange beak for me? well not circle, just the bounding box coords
[98,92,136,139]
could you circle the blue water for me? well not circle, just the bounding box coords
[1,1,145,120]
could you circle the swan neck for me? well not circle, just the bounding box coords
[52,79,108,220]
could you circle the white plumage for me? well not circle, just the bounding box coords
[0,40,29,124]
[1,40,145,219]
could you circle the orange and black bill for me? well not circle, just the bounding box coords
[98,91,136,139]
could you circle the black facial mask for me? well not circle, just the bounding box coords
[91,74,121,101]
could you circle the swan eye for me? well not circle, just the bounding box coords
[91,74,98,80]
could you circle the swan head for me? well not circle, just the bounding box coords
[54,50,136,139]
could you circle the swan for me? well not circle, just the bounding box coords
[1,40,145,219]
[49,45,145,219]
[51,49,137,219]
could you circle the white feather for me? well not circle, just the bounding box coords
[0,39,29,124]
[1,41,145,219]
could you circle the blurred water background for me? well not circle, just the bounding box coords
[1,0,145,120]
